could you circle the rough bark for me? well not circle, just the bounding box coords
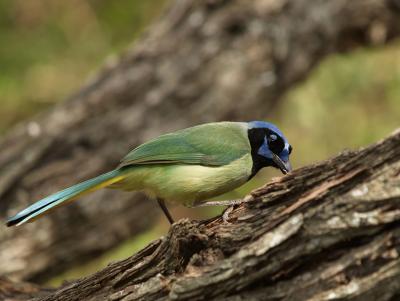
[5,126,400,300]
[1,0,400,283]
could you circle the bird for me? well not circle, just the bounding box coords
[6,121,292,227]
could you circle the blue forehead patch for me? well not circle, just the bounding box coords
[248,121,287,143]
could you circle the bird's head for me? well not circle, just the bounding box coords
[247,121,292,175]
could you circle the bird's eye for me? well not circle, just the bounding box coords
[289,145,293,154]
[267,133,284,154]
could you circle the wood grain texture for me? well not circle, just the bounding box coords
[1,0,400,283]
[7,127,399,300]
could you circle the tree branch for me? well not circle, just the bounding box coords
[1,0,400,282]
[4,128,393,300]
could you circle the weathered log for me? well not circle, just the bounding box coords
[7,126,400,300]
[1,0,400,283]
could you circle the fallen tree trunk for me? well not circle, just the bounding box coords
[6,127,400,300]
[1,0,400,283]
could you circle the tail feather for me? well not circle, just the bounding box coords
[6,170,124,227]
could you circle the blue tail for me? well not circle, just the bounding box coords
[6,170,123,227]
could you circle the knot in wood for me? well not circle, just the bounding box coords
[164,219,209,274]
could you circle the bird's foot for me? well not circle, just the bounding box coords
[193,195,254,223]
[222,206,234,223]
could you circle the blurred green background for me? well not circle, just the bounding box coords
[1,0,399,286]
[0,0,167,133]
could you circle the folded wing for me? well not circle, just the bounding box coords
[119,122,250,168]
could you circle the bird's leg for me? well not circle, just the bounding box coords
[156,198,175,224]
[192,195,254,207]
[192,199,242,223]
[192,196,254,223]
[192,199,244,207]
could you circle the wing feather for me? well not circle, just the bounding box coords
[119,122,250,168]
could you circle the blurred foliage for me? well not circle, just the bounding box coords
[279,43,400,168]
[238,42,400,205]
[1,0,399,287]
[0,0,167,134]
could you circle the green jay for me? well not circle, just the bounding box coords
[6,121,292,226]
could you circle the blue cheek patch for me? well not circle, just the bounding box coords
[279,148,290,162]
[258,140,291,162]
[257,138,273,159]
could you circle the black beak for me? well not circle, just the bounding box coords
[272,154,292,175]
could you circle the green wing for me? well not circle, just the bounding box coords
[119,122,250,168]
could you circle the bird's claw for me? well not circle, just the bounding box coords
[222,206,234,223]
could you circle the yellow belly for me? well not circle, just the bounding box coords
[111,154,253,206]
